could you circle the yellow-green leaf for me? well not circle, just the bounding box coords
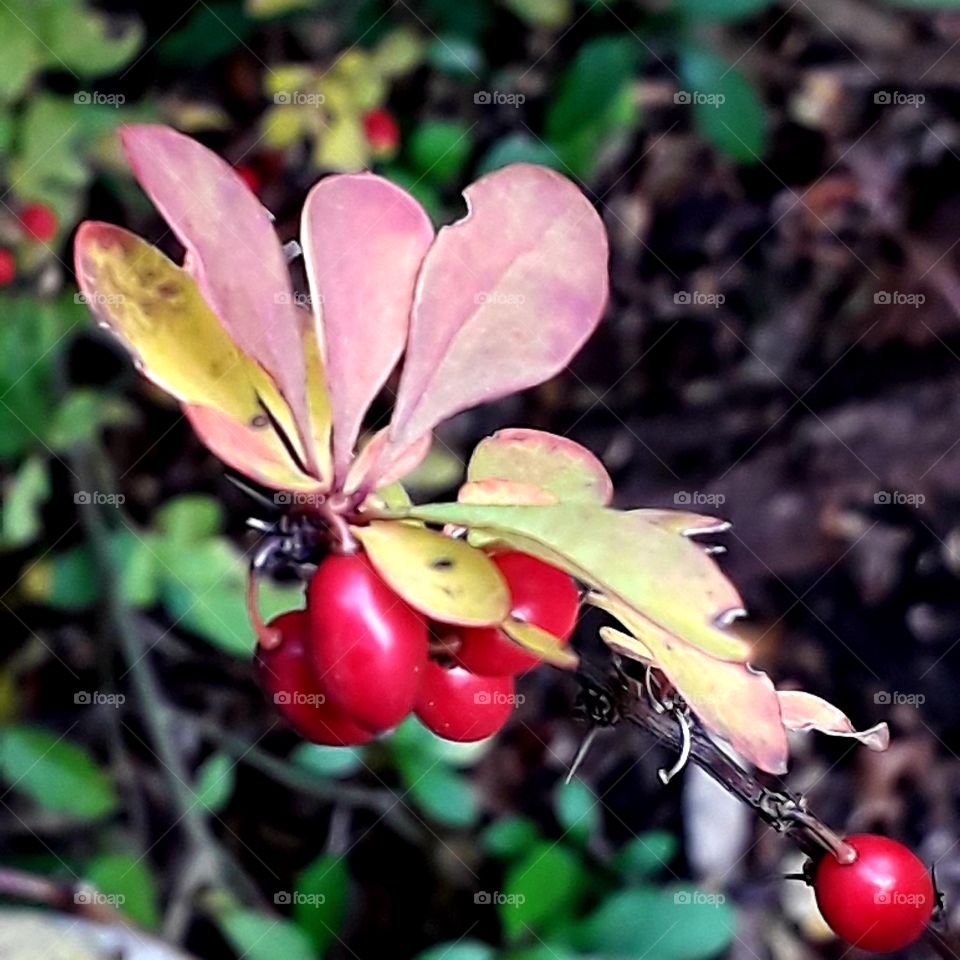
[354,521,509,625]
[503,619,578,669]
[599,625,653,661]
[467,428,613,504]
[401,503,750,661]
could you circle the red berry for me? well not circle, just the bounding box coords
[415,661,515,742]
[0,250,15,286]
[255,611,373,746]
[456,552,579,676]
[814,834,934,952]
[363,108,400,153]
[234,164,261,194]
[308,552,427,732]
[18,203,58,242]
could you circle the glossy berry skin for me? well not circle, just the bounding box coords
[456,552,580,676]
[0,250,14,286]
[363,107,400,153]
[814,834,934,952]
[255,611,372,746]
[19,203,58,242]
[308,552,427,732]
[416,661,515,742]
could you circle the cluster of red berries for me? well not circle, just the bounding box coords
[812,834,935,951]
[0,203,60,288]
[256,550,580,745]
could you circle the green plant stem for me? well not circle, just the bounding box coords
[185,712,425,844]
[70,442,230,937]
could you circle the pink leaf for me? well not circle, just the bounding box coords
[184,404,321,492]
[778,691,890,751]
[388,164,609,450]
[119,125,322,476]
[344,428,432,495]
[301,174,434,484]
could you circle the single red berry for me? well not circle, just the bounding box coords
[363,107,400,154]
[308,552,427,732]
[814,834,934,952]
[416,661,515,742]
[0,250,15,286]
[234,163,261,194]
[18,203,58,242]
[456,552,580,676]
[255,611,373,746]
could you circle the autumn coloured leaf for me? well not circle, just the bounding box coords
[119,125,325,477]
[353,521,510,626]
[386,164,609,453]
[74,222,324,491]
[396,502,751,662]
[301,173,433,484]
[466,428,613,504]
[589,590,788,774]
[778,691,889,751]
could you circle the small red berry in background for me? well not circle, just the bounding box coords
[234,163,261,194]
[814,834,934,952]
[0,249,15,286]
[18,203,58,243]
[363,107,400,155]
[255,610,372,746]
[416,661,515,742]
[456,552,580,676]
[308,552,427,732]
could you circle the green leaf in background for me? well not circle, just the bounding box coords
[1,457,49,550]
[500,841,590,941]
[611,830,678,880]
[84,852,160,929]
[400,760,479,827]
[159,2,259,67]
[476,133,562,175]
[501,946,579,960]
[678,46,768,163]
[22,543,100,611]
[294,853,349,953]
[193,752,236,813]
[0,726,118,819]
[0,4,41,104]
[671,0,776,20]
[46,3,143,76]
[48,389,137,452]
[155,495,225,544]
[158,537,301,657]
[291,742,365,778]
[504,0,573,28]
[424,35,485,77]
[482,815,541,859]
[0,295,84,461]
[415,942,495,960]
[407,120,476,185]
[217,908,316,960]
[574,885,736,960]
[555,780,599,845]
[420,0,493,40]
[109,528,161,608]
[544,34,640,177]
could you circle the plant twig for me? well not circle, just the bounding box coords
[577,660,853,862]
